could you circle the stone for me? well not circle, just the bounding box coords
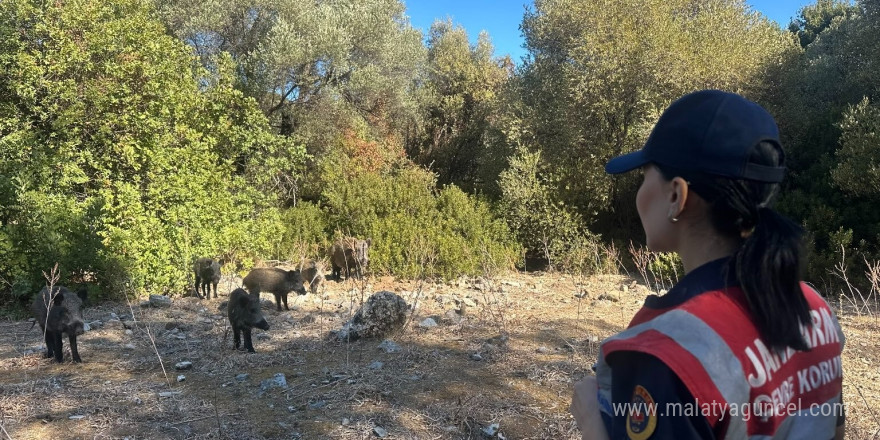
[377,339,401,353]
[175,361,193,370]
[418,318,438,328]
[260,373,288,391]
[334,291,408,341]
[149,295,172,308]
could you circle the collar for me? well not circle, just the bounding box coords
[643,256,738,309]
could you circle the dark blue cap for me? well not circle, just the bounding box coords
[605,90,786,182]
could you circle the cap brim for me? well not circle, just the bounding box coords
[605,150,648,175]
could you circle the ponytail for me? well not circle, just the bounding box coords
[735,206,811,351]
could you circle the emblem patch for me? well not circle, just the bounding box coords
[626,385,657,440]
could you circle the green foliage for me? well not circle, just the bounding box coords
[769,0,880,282]
[832,98,880,196]
[319,154,518,279]
[159,0,426,152]
[409,20,513,194]
[0,0,299,303]
[498,147,608,274]
[518,0,797,241]
[788,0,856,47]
[279,202,331,262]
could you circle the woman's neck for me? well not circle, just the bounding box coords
[677,231,740,274]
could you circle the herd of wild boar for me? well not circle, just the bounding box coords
[29,236,372,360]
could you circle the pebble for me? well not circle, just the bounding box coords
[377,340,401,353]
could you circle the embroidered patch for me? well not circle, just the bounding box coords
[626,385,657,440]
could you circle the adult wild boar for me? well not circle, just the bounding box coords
[31,286,88,363]
[227,288,270,353]
[194,257,222,299]
[329,237,371,280]
[242,267,307,311]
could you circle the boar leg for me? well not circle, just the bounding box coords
[44,331,55,359]
[274,293,283,311]
[281,293,289,311]
[233,326,241,350]
[243,328,255,353]
[52,332,64,363]
[212,281,218,299]
[69,334,82,362]
[195,277,202,299]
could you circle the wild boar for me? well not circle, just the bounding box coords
[299,259,326,294]
[242,268,306,311]
[227,288,270,353]
[329,237,371,280]
[194,257,222,299]
[30,286,88,363]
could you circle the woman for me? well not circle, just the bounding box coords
[570,90,846,439]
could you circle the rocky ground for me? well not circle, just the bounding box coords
[0,271,878,439]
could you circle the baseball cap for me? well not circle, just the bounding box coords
[605,90,785,183]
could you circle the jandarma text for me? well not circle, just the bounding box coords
[611,399,845,422]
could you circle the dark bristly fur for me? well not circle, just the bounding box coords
[227,288,269,353]
[242,268,307,311]
[31,286,88,363]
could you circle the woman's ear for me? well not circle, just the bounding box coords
[668,176,690,220]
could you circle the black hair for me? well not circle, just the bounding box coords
[657,141,811,352]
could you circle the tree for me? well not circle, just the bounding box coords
[0,0,303,298]
[769,0,880,279]
[515,0,796,240]
[788,0,856,47]
[408,20,512,194]
[158,0,426,147]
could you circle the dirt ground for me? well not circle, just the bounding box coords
[0,271,877,439]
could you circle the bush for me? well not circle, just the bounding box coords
[498,146,612,274]
[319,154,518,279]
[279,202,331,262]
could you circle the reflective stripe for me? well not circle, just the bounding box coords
[599,309,750,439]
[749,395,841,440]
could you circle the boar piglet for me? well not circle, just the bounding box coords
[227,288,269,353]
[31,286,88,363]
[194,257,222,299]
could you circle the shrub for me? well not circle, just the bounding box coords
[319,154,518,279]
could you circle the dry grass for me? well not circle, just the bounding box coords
[0,271,878,439]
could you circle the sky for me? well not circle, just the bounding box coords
[402,0,815,64]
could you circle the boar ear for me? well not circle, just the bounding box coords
[77,288,88,303]
[366,238,372,247]
[52,289,65,305]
